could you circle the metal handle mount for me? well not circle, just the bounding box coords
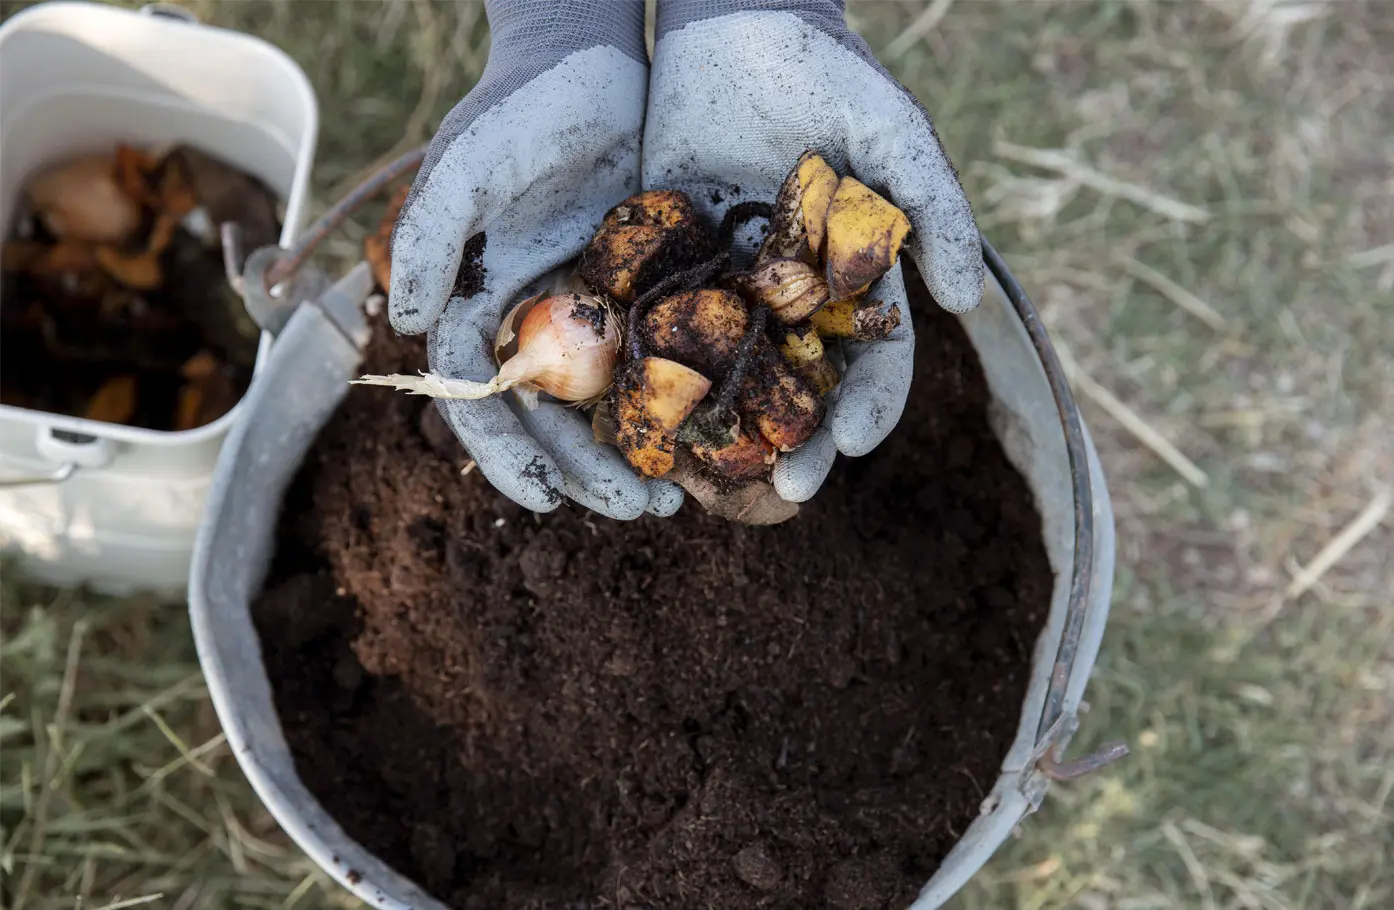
[0,428,115,488]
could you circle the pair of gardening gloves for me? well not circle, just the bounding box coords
[388,0,983,520]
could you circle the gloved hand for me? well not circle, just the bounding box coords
[388,0,685,520]
[644,0,984,503]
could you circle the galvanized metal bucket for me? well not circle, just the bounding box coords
[188,238,1121,909]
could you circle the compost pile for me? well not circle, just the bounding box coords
[0,143,280,430]
[356,152,915,523]
[251,260,1054,908]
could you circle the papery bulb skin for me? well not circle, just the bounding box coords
[499,294,621,402]
[735,257,830,324]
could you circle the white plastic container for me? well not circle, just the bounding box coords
[0,1,318,596]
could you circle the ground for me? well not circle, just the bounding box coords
[1,1,1390,908]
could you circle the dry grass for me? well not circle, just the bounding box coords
[0,582,349,909]
[2,0,1391,908]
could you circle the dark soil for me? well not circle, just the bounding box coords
[250,268,1053,910]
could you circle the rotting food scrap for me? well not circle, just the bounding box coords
[354,151,911,523]
[364,185,410,292]
[0,143,281,431]
[578,189,713,303]
[364,188,487,301]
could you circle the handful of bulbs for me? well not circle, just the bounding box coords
[355,152,911,521]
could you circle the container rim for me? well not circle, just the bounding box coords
[981,234,1107,772]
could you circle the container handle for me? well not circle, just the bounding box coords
[32,426,116,470]
[2,427,118,487]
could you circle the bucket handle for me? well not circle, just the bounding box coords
[982,235,1129,782]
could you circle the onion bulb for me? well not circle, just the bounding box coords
[352,292,620,404]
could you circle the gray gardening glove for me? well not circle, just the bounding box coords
[645,0,983,503]
[388,0,684,520]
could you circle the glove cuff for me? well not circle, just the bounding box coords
[486,0,648,64]
[655,0,847,41]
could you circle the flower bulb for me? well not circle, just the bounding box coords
[352,293,620,404]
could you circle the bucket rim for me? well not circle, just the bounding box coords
[981,234,1115,775]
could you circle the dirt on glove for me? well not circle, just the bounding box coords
[250,265,1054,909]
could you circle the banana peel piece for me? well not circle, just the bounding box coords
[612,356,712,477]
[800,357,841,397]
[797,153,840,260]
[778,325,824,369]
[823,176,910,300]
[758,150,840,266]
[810,296,902,341]
[778,325,840,397]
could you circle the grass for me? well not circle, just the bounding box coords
[2,0,1391,907]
